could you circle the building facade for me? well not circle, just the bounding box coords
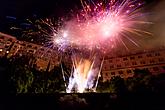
[0,32,60,71]
[102,48,165,82]
[1,32,165,81]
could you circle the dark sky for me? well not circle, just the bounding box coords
[0,0,160,19]
[0,0,162,38]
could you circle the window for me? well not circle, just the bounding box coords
[111,72,115,75]
[0,36,4,39]
[14,45,17,48]
[5,45,9,49]
[34,46,38,49]
[118,71,124,74]
[40,48,44,51]
[27,45,32,48]
[130,56,135,60]
[159,58,164,62]
[146,53,152,57]
[123,57,128,61]
[104,66,107,70]
[127,70,132,73]
[109,60,113,63]
[117,64,122,68]
[132,62,137,65]
[28,50,34,53]
[106,73,108,76]
[138,55,143,58]
[155,53,160,56]
[110,65,114,69]
[125,62,129,66]
[150,60,155,64]
[8,38,12,42]
[140,61,146,64]
[153,67,159,71]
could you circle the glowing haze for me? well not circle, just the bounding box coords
[52,0,150,52]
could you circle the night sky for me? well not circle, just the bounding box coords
[0,0,159,18]
[0,0,163,43]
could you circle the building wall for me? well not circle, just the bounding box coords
[102,49,165,82]
[0,32,60,71]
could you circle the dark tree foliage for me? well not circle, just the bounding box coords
[0,55,65,94]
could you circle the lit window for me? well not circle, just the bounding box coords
[159,58,164,62]
[6,51,9,53]
[0,49,2,52]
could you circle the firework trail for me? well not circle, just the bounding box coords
[51,0,152,52]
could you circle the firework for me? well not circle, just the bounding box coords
[14,0,151,93]
[66,52,102,93]
[51,0,152,52]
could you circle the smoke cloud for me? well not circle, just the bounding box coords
[144,0,165,49]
